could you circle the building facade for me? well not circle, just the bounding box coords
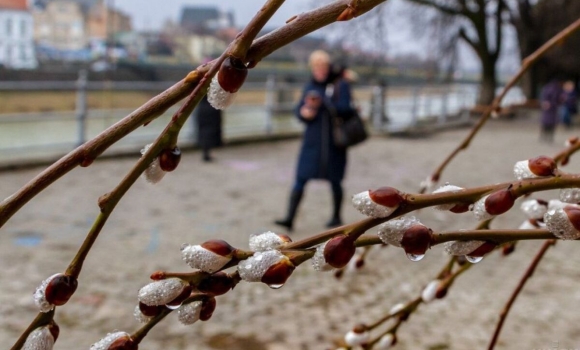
[0,0,38,69]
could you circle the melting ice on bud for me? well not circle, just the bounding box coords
[208,75,237,109]
[138,278,189,306]
[177,301,202,325]
[513,160,536,180]
[352,188,402,218]
[444,240,485,256]
[133,305,152,324]
[181,240,234,273]
[514,156,556,180]
[141,144,165,184]
[432,184,464,211]
[420,176,436,192]
[248,231,291,252]
[344,326,370,347]
[421,280,441,303]
[207,57,248,110]
[90,332,137,350]
[311,242,334,272]
[23,325,57,350]
[34,273,75,313]
[376,333,396,350]
[237,250,293,284]
[520,199,548,219]
[560,188,580,204]
[377,216,421,247]
[472,195,494,221]
[519,219,540,230]
[544,207,580,240]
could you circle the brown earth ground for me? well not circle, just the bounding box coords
[1,118,580,350]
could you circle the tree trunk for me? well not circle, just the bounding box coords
[478,59,497,105]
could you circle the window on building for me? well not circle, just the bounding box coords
[6,19,12,37]
[20,45,26,60]
[20,19,26,37]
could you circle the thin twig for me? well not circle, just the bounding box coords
[420,17,580,193]
[487,239,556,350]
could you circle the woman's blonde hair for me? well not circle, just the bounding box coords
[309,50,330,67]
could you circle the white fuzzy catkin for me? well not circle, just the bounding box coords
[141,144,166,184]
[133,305,152,323]
[560,188,580,204]
[519,219,539,230]
[544,208,580,240]
[377,216,421,247]
[520,199,548,220]
[376,333,395,350]
[207,76,237,110]
[352,191,398,218]
[432,184,464,211]
[444,240,485,256]
[472,195,494,221]
[138,278,188,306]
[90,332,130,350]
[177,301,202,325]
[513,160,538,180]
[344,330,370,347]
[181,244,231,273]
[249,231,289,252]
[389,303,405,316]
[33,273,61,313]
[421,280,441,303]
[311,242,333,272]
[23,326,55,350]
[238,250,287,282]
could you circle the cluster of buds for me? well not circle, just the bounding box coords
[431,184,469,213]
[444,241,496,263]
[513,156,557,180]
[90,332,137,350]
[352,187,404,218]
[23,323,59,350]
[237,250,295,288]
[34,273,78,313]
[544,205,580,240]
[472,187,516,221]
[377,216,432,261]
[311,235,357,271]
[141,144,182,184]
[181,239,236,273]
[207,56,248,110]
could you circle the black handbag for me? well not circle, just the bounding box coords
[328,82,368,148]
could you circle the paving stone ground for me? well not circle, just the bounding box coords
[1,118,580,350]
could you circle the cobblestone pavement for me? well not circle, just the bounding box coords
[1,119,580,350]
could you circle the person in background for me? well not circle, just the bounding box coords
[275,50,355,231]
[193,90,223,162]
[539,79,562,143]
[561,80,578,128]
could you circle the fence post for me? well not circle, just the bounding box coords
[264,74,276,135]
[75,69,88,147]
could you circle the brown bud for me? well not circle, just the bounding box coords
[45,274,78,306]
[109,336,138,350]
[449,203,470,213]
[563,206,580,231]
[369,187,403,207]
[502,242,516,256]
[261,259,295,286]
[149,271,166,280]
[166,285,193,307]
[139,302,164,317]
[528,156,556,176]
[334,269,344,279]
[48,322,60,342]
[159,147,181,172]
[337,6,355,21]
[217,57,247,93]
[435,286,448,299]
[401,224,432,256]
[456,255,468,266]
[278,234,293,244]
[198,272,234,296]
[201,239,235,257]
[485,189,515,215]
[568,136,578,145]
[200,296,217,321]
[355,258,365,269]
[80,157,94,167]
[324,235,356,268]
[467,241,497,257]
[353,323,368,333]
[561,156,570,166]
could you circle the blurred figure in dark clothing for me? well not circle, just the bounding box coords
[540,79,562,143]
[194,94,222,162]
[561,80,578,128]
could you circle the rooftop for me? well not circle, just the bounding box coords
[0,0,28,11]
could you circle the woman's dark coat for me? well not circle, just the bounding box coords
[194,95,223,148]
[294,78,354,183]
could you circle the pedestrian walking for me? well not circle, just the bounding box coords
[275,50,356,231]
[561,80,578,128]
[539,79,562,143]
[194,94,223,162]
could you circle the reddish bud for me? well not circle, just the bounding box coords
[568,136,578,145]
[502,242,516,256]
[48,322,60,341]
[563,206,580,231]
[485,189,515,215]
[217,57,248,93]
[201,239,235,257]
[166,285,193,307]
[323,235,356,268]
[368,187,403,207]
[334,269,344,279]
[528,156,556,176]
[149,271,166,280]
[435,286,448,299]
[355,258,365,269]
[401,224,432,256]
[200,296,217,321]
[456,255,468,266]
[353,323,368,333]
[261,259,295,286]
[138,302,164,317]
[159,147,181,172]
[449,203,470,213]
[467,242,497,257]
[45,274,78,306]
[197,272,235,296]
[337,6,355,21]
[109,336,138,350]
